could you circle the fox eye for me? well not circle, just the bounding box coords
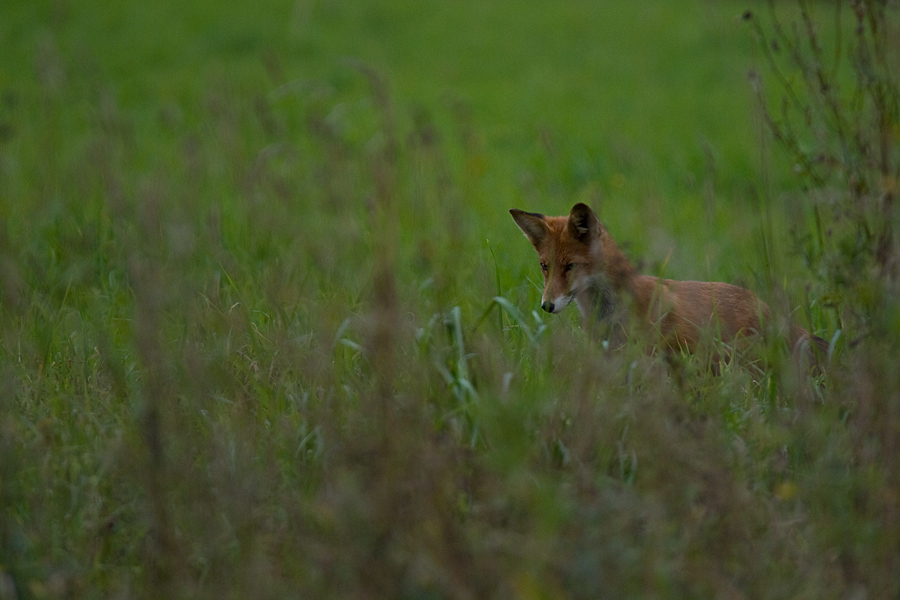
[565,263,576,272]
[540,262,548,272]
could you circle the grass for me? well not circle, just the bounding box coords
[1,0,899,598]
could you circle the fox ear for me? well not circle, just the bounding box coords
[567,203,600,243]
[509,209,548,246]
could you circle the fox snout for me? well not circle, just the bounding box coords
[540,292,573,314]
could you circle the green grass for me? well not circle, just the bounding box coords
[1,0,899,598]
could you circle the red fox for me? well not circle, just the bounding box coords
[510,202,827,358]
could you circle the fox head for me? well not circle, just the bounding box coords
[509,203,603,315]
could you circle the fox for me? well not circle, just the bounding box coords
[510,202,827,360]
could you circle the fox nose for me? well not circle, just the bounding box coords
[541,300,554,313]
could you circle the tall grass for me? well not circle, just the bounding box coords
[1,1,899,599]
[747,0,900,333]
[746,1,900,596]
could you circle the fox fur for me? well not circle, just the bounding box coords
[510,202,827,358]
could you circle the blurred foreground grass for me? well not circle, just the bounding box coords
[1,1,899,598]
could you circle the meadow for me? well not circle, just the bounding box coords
[1,0,899,598]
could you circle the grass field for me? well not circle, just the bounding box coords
[2,0,899,598]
